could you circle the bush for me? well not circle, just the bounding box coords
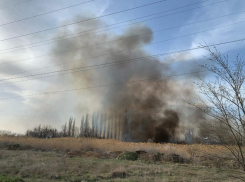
[117,151,138,161]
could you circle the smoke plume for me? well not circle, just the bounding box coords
[50,16,199,142]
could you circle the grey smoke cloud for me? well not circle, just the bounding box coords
[48,16,201,142]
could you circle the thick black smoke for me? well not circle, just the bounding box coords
[154,110,179,143]
[51,16,199,143]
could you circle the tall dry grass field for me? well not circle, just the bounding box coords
[0,136,230,157]
[1,136,245,181]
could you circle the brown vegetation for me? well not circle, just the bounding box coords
[1,136,245,181]
[0,136,242,169]
[0,146,244,181]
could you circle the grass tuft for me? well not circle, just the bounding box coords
[118,151,138,161]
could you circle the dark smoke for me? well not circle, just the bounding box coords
[50,16,199,143]
[154,110,179,143]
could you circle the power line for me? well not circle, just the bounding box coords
[0,18,244,83]
[0,0,222,52]
[0,60,147,86]
[0,0,168,41]
[0,0,96,27]
[2,34,245,100]
[0,8,240,67]
[0,0,232,54]
[0,0,33,10]
[0,37,244,87]
[0,71,208,100]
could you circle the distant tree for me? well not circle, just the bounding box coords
[117,114,121,140]
[118,114,123,140]
[122,110,129,141]
[68,117,73,137]
[112,115,116,139]
[80,116,85,137]
[0,130,18,136]
[94,113,99,138]
[114,114,120,140]
[84,113,90,137]
[26,125,58,138]
[110,115,113,139]
[62,123,67,137]
[52,128,58,138]
[103,114,107,139]
[185,127,195,144]
[91,113,96,138]
[99,113,103,138]
[72,119,76,137]
[107,115,111,139]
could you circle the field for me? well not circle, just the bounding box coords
[0,136,245,182]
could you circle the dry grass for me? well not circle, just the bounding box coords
[0,136,241,169]
[0,136,229,155]
[0,149,244,182]
[1,136,245,181]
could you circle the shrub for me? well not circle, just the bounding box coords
[118,151,138,161]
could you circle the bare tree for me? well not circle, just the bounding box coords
[62,123,67,137]
[84,113,90,137]
[26,125,60,138]
[117,114,122,140]
[94,113,99,138]
[185,127,195,144]
[102,114,107,139]
[91,113,96,138]
[110,115,113,139]
[99,113,103,138]
[80,116,85,137]
[113,114,117,139]
[68,117,73,137]
[72,119,76,137]
[192,47,245,172]
[107,114,111,139]
[0,130,16,136]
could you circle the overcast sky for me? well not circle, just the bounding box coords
[0,0,244,133]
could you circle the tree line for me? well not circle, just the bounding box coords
[26,113,126,139]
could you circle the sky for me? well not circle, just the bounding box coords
[0,0,244,134]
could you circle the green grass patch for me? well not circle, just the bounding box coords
[118,151,138,161]
[0,174,24,182]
